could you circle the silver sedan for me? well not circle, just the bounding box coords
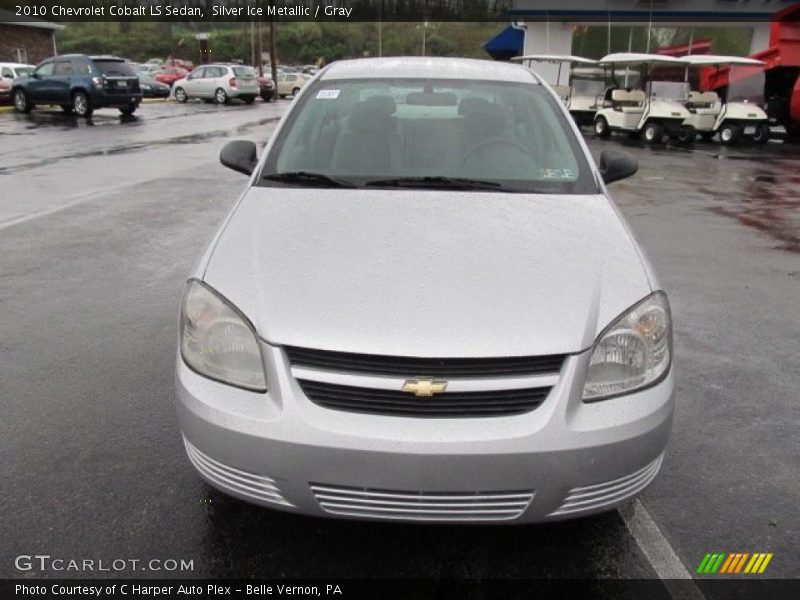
[176,57,673,523]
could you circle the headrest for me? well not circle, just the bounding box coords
[359,94,396,115]
[460,99,509,134]
[458,97,492,116]
[349,95,397,132]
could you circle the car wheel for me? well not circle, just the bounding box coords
[12,89,32,113]
[643,122,664,145]
[119,105,137,116]
[700,132,716,142]
[291,87,300,97]
[72,90,93,117]
[594,116,610,139]
[174,87,187,103]
[719,123,741,145]
[752,122,770,145]
[60,104,73,114]
[279,94,286,99]
[215,88,228,104]
[674,127,696,145]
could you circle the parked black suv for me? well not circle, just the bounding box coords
[11,54,142,117]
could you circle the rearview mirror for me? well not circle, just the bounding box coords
[599,150,638,184]
[220,141,258,176]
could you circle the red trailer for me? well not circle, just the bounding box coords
[701,3,800,141]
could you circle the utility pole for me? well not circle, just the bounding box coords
[378,1,382,57]
[250,21,255,66]
[257,20,263,76]
[270,18,278,85]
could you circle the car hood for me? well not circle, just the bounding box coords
[203,188,652,357]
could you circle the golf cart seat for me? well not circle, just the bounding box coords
[687,91,719,114]
[551,85,570,102]
[611,89,646,113]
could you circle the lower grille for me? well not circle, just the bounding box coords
[298,379,550,418]
[310,484,534,521]
[183,437,293,507]
[548,454,664,517]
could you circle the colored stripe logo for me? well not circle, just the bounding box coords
[696,553,773,574]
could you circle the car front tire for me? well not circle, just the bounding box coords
[674,127,696,145]
[174,87,187,103]
[72,90,93,117]
[215,88,228,104]
[119,105,137,116]
[60,104,73,114]
[291,87,300,97]
[12,89,32,113]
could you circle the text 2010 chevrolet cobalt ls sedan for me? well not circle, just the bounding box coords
[176,57,673,523]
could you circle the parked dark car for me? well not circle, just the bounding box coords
[11,54,142,117]
[256,73,275,102]
[136,71,171,98]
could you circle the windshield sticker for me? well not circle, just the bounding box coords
[540,168,576,180]
[317,89,341,99]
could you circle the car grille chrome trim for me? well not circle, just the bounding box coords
[297,379,551,418]
[183,437,293,507]
[290,365,560,393]
[284,345,566,378]
[310,484,534,521]
[548,454,664,517]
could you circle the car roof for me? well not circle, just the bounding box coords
[0,63,33,69]
[320,57,541,84]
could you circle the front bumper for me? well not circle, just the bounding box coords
[176,343,674,523]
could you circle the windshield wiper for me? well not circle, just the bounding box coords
[365,176,504,191]
[263,171,357,188]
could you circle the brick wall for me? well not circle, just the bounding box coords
[0,25,55,65]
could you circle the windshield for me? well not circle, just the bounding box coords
[94,60,137,77]
[728,65,765,104]
[648,81,690,102]
[260,78,596,194]
[233,67,255,77]
[571,78,605,98]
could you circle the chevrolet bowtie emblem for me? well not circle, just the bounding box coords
[402,378,448,397]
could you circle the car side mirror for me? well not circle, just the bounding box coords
[599,150,638,184]
[220,140,258,176]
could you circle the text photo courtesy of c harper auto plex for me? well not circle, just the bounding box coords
[1,1,799,599]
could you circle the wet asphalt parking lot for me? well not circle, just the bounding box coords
[0,98,798,592]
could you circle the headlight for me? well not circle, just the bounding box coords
[582,291,671,401]
[180,279,267,392]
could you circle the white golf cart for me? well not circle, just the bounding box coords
[593,53,694,145]
[512,54,603,126]
[681,54,770,145]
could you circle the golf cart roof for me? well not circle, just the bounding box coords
[598,53,688,66]
[680,54,765,67]
[513,54,598,65]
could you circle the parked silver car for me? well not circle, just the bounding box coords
[176,57,673,523]
[173,64,258,104]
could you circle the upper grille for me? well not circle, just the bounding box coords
[298,379,550,418]
[310,483,534,521]
[284,346,565,378]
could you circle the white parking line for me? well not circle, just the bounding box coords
[621,499,705,599]
[0,183,133,232]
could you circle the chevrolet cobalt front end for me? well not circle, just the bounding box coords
[176,57,673,523]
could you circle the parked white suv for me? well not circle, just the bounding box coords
[174,64,258,104]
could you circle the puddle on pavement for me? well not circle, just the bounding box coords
[706,168,800,253]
